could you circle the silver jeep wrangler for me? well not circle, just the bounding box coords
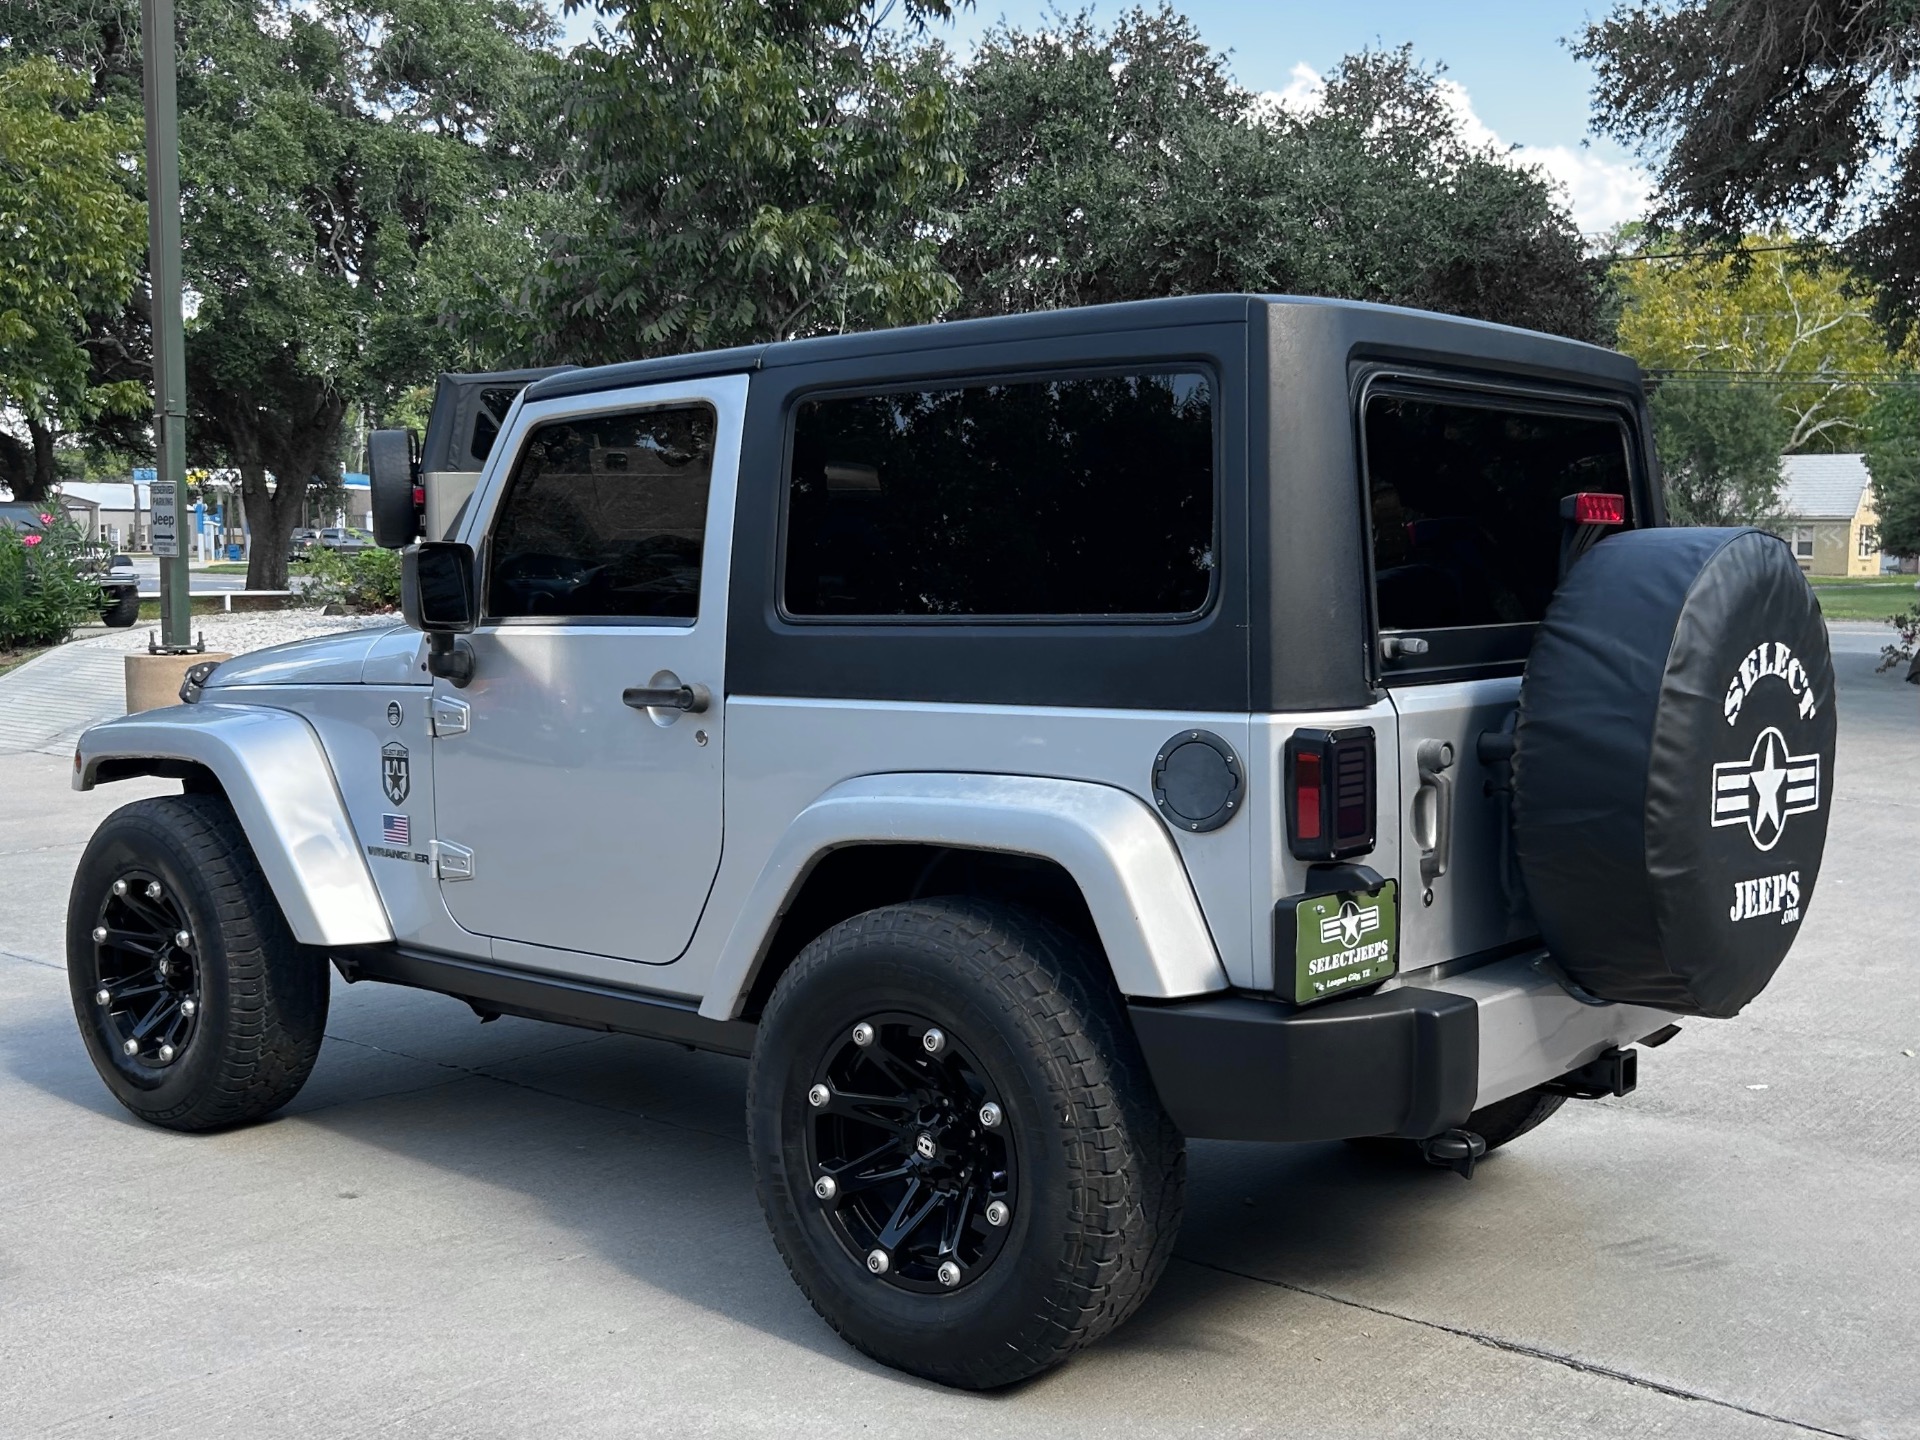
[66,296,1836,1389]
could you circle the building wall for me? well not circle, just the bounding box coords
[1848,487,1883,577]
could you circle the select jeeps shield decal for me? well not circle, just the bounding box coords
[382,741,411,805]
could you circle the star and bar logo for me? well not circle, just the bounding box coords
[1711,726,1820,852]
[1318,899,1382,950]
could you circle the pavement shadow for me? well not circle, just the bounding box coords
[1,963,1478,1386]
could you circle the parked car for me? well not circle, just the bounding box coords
[66,295,1837,1388]
[0,502,141,626]
[288,527,320,560]
[316,526,374,553]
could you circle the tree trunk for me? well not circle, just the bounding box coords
[240,461,302,592]
[0,431,26,500]
[7,420,61,505]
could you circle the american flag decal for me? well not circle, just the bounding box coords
[382,813,410,847]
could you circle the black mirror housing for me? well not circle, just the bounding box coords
[402,542,476,634]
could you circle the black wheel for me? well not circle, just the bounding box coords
[1350,1084,1566,1161]
[67,794,329,1132]
[748,899,1184,1390]
[100,589,140,627]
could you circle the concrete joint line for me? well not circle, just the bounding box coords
[1,947,62,970]
[1176,1256,1861,1440]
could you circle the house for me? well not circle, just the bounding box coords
[58,480,152,551]
[1776,454,1885,577]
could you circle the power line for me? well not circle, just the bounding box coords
[1608,240,1836,264]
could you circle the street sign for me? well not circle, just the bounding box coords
[150,480,180,557]
[132,467,158,484]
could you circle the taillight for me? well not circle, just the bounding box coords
[1285,727,1376,861]
[1563,491,1626,526]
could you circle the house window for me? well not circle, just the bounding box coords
[1859,524,1879,558]
[1793,527,1815,560]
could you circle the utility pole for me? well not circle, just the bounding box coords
[141,0,193,653]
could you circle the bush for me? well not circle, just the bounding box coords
[300,544,402,612]
[0,512,106,649]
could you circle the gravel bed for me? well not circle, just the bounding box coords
[66,610,400,659]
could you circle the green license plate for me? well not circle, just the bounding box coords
[1289,880,1398,1005]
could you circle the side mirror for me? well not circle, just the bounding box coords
[369,428,420,549]
[402,543,477,686]
[402,542,476,632]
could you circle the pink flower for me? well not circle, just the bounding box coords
[37,513,52,524]
[23,533,42,547]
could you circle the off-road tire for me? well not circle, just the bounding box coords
[100,589,140,627]
[67,793,329,1131]
[748,899,1185,1389]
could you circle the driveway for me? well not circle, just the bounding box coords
[0,625,1912,1438]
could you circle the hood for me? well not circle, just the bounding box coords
[204,623,427,689]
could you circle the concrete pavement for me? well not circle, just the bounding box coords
[0,630,1912,1438]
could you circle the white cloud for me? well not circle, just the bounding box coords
[1263,64,1651,237]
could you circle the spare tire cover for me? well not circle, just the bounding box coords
[1513,527,1836,1017]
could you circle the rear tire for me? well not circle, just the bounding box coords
[67,794,329,1132]
[748,899,1184,1389]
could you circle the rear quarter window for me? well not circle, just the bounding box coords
[783,370,1216,620]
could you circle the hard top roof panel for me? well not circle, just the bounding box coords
[521,294,1639,403]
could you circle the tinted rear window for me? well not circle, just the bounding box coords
[784,371,1215,618]
[1367,392,1632,634]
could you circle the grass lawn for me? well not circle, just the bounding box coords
[199,562,250,574]
[0,643,55,679]
[1809,574,1918,622]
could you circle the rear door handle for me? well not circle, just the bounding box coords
[622,682,710,714]
[1413,739,1456,899]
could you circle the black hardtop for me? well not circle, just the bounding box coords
[521,294,1641,404]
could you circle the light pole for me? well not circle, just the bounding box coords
[140,0,193,652]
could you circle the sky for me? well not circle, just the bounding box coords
[559,1,1651,235]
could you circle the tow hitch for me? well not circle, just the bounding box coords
[1544,1045,1638,1100]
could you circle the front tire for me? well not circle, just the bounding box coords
[100,589,140,627]
[748,899,1184,1389]
[67,794,329,1131]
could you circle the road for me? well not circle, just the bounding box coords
[0,626,1912,1438]
[126,557,316,594]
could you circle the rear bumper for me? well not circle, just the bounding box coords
[1128,951,1676,1142]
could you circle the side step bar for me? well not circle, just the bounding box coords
[334,945,758,1058]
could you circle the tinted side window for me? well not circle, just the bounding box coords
[1367,394,1632,632]
[785,371,1215,618]
[487,405,715,620]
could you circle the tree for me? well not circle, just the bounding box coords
[513,0,970,366]
[1863,385,1920,559]
[1578,1,1920,343]
[1615,239,1905,453]
[11,0,565,588]
[1647,379,1791,526]
[0,57,146,503]
[947,12,1611,343]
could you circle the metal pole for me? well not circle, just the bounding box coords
[141,0,192,650]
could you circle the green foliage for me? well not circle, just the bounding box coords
[0,511,107,648]
[1863,385,1920,558]
[513,0,970,364]
[1648,379,1791,526]
[948,14,1611,342]
[13,0,564,587]
[1579,1,1920,345]
[1616,240,1905,453]
[300,544,403,611]
[0,57,148,501]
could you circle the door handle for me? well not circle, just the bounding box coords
[622,681,710,714]
[1413,738,1456,902]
